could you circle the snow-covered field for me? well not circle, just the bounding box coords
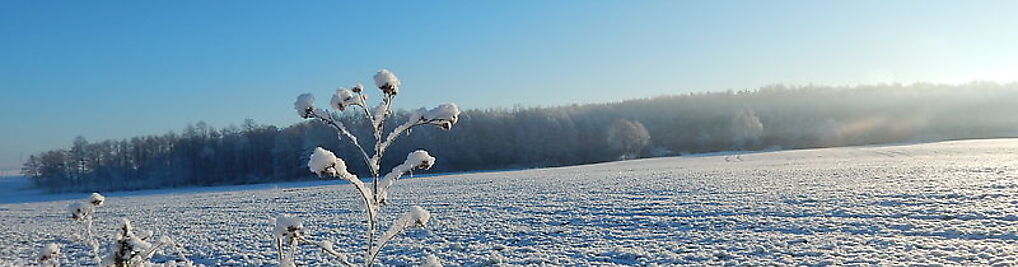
[3,138,1018,266]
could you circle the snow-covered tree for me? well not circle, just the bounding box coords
[730,109,764,149]
[285,69,457,266]
[608,118,650,159]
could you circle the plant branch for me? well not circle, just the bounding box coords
[297,236,355,267]
[309,111,377,177]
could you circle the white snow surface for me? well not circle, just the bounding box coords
[3,139,1018,266]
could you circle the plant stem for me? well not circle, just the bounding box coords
[310,113,376,177]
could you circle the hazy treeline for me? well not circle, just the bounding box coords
[23,82,1018,192]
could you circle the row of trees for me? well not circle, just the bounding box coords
[23,82,1018,192]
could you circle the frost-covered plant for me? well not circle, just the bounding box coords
[272,215,354,267]
[38,243,61,267]
[100,219,198,267]
[69,193,104,263]
[63,193,199,267]
[286,69,457,266]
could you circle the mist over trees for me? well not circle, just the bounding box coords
[609,119,651,159]
[23,82,1018,192]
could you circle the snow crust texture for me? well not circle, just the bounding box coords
[2,139,1018,266]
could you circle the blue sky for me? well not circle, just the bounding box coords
[2,0,1017,171]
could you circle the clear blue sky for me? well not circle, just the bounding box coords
[2,0,1017,172]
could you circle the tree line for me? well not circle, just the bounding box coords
[23,82,1018,192]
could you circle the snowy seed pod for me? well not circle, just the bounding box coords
[330,88,364,111]
[405,150,436,170]
[423,103,461,130]
[293,94,316,118]
[273,214,304,243]
[38,243,60,264]
[307,147,353,178]
[373,69,401,95]
[118,219,134,237]
[88,193,105,207]
[407,206,431,227]
[69,202,93,221]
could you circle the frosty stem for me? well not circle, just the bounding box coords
[296,236,355,267]
[368,95,394,260]
[364,227,401,265]
[308,112,376,177]
[84,216,100,264]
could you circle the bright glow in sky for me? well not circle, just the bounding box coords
[2,0,1018,171]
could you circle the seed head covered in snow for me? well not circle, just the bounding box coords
[294,93,316,118]
[307,147,353,178]
[405,150,436,170]
[330,88,365,111]
[69,202,94,221]
[351,82,364,93]
[373,69,401,95]
[422,255,443,267]
[88,193,105,207]
[423,103,461,130]
[101,219,159,267]
[38,243,60,266]
[406,205,431,227]
[118,218,135,238]
[273,214,304,244]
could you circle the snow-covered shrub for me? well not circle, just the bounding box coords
[287,69,461,266]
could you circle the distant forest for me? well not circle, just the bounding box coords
[23,82,1018,192]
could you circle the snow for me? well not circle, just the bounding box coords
[307,147,353,179]
[3,138,1018,266]
[88,193,105,207]
[422,103,460,130]
[422,254,442,267]
[330,88,364,111]
[68,201,93,221]
[423,103,460,124]
[272,215,304,244]
[373,69,401,95]
[293,94,315,118]
[38,243,59,266]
